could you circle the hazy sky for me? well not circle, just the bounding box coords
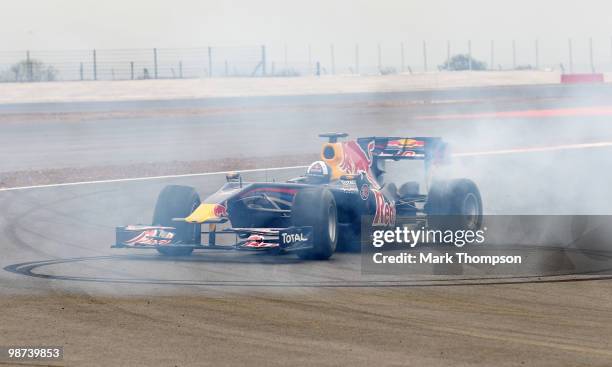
[2,0,612,70]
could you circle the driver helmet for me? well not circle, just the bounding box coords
[305,161,331,183]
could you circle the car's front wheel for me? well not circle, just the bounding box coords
[152,185,201,256]
[291,187,338,260]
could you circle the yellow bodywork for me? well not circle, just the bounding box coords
[320,143,345,180]
[184,203,224,224]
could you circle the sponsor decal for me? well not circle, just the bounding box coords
[281,232,308,244]
[125,229,174,246]
[377,139,426,159]
[388,138,425,149]
[372,190,396,227]
[244,234,277,248]
[340,179,358,193]
[213,204,228,217]
[360,184,370,200]
[338,141,379,188]
[280,227,313,248]
[376,150,424,158]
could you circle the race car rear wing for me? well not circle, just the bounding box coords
[358,136,449,163]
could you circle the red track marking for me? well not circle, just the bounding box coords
[418,106,612,120]
[561,73,604,84]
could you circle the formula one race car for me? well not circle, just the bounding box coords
[113,133,482,259]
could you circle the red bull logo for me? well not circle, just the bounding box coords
[388,138,425,148]
[126,229,174,245]
[372,190,396,227]
[244,234,277,248]
[213,204,228,218]
[338,141,379,188]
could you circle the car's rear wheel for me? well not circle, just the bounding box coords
[426,179,483,231]
[292,187,338,260]
[152,185,201,256]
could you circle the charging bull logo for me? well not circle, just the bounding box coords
[372,190,396,226]
[338,141,379,188]
[213,204,228,218]
[381,139,426,158]
[388,138,425,149]
[244,234,277,248]
[126,229,174,245]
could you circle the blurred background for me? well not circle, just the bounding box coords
[1,0,611,81]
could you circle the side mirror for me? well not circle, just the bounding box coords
[226,172,242,186]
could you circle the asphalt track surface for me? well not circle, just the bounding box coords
[3,83,612,173]
[2,84,612,366]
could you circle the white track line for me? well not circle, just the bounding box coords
[0,165,309,193]
[1,141,611,192]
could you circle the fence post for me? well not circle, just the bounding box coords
[283,44,288,70]
[589,37,595,72]
[93,49,97,80]
[422,41,428,72]
[26,51,32,82]
[490,40,494,70]
[130,62,134,80]
[568,38,574,73]
[153,48,158,79]
[468,40,472,70]
[80,62,84,80]
[316,61,321,76]
[512,40,516,69]
[535,39,539,70]
[330,44,335,75]
[261,45,266,76]
[401,42,405,72]
[179,61,183,78]
[308,44,312,75]
[446,41,451,69]
[377,43,382,71]
[355,44,359,74]
[208,47,213,77]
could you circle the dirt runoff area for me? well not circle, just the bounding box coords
[2,281,612,367]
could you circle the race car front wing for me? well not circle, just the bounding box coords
[112,225,313,253]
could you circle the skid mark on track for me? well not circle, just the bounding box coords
[5,255,612,288]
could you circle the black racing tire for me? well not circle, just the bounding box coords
[426,179,482,231]
[291,187,338,260]
[152,185,201,256]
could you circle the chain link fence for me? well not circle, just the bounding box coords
[0,46,265,82]
[1,38,611,82]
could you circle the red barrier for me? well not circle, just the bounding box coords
[561,73,604,84]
